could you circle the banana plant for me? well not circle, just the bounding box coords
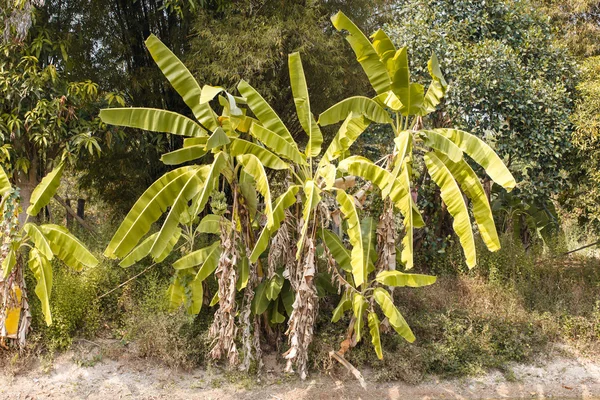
[0,163,99,347]
[100,34,291,371]
[327,11,517,271]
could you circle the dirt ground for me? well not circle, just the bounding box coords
[1,344,600,400]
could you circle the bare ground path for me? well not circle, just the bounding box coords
[1,349,600,399]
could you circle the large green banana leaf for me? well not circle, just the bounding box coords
[40,224,99,270]
[27,162,64,216]
[150,168,206,258]
[238,169,258,219]
[336,189,368,287]
[368,312,383,360]
[420,53,448,115]
[250,185,300,262]
[388,48,410,97]
[289,52,323,158]
[370,29,396,66]
[297,180,321,258]
[145,34,218,131]
[249,124,306,166]
[230,139,288,170]
[353,293,368,342]
[196,214,227,235]
[420,130,463,162]
[318,96,393,126]
[431,128,516,191]
[437,153,500,252]
[320,113,370,166]
[399,167,415,270]
[424,152,476,268]
[2,247,16,279]
[382,131,412,199]
[331,11,390,95]
[24,223,53,260]
[373,288,415,342]
[189,152,227,217]
[332,290,352,322]
[119,228,181,267]
[0,165,10,196]
[161,145,207,165]
[173,242,221,283]
[100,108,206,138]
[206,127,231,150]
[237,79,297,147]
[105,166,197,258]
[28,249,53,325]
[361,217,377,274]
[266,273,284,301]
[167,271,186,311]
[320,229,352,272]
[375,270,437,287]
[237,154,274,229]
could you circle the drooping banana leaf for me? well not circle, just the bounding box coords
[368,312,383,360]
[238,79,297,147]
[266,272,284,301]
[249,123,306,166]
[145,34,218,131]
[237,154,274,229]
[336,189,368,287]
[250,185,300,263]
[437,153,500,252]
[189,152,227,217]
[320,229,352,272]
[186,275,204,315]
[332,290,352,323]
[120,228,181,267]
[2,248,16,279]
[296,180,321,258]
[353,293,368,342]
[370,29,396,66]
[424,152,476,268]
[167,272,186,311]
[289,52,323,158]
[230,139,288,170]
[420,130,463,162]
[27,162,64,217]
[0,164,10,196]
[24,223,53,260]
[40,224,99,270]
[251,280,270,315]
[105,166,197,258]
[373,288,415,343]
[319,96,393,126]
[100,108,207,138]
[320,113,370,166]
[430,128,516,191]
[420,53,448,115]
[161,145,207,165]
[375,270,437,287]
[28,249,53,325]
[196,214,227,235]
[331,11,390,95]
[361,217,377,274]
[382,131,412,199]
[399,166,415,270]
[150,167,205,258]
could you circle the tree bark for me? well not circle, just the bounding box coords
[16,154,38,227]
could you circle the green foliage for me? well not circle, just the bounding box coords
[385,0,577,204]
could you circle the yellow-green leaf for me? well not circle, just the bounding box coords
[424,152,476,268]
[237,154,274,229]
[319,96,392,127]
[368,312,383,360]
[145,34,218,131]
[27,162,64,217]
[331,11,390,94]
[100,108,207,137]
[28,249,53,326]
[320,113,370,165]
[0,164,10,196]
[230,139,288,170]
[375,270,437,287]
[249,123,306,166]
[353,293,368,342]
[297,180,321,257]
[289,52,323,158]
[24,223,53,260]
[373,288,415,343]
[320,229,351,272]
[431,128,516,191]
[40,224,99,270]
[161,145,207,165]
[336,189,367,287]
[332,290,352,323]
[420,130,463,162]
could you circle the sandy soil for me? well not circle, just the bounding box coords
[1,345,600,400]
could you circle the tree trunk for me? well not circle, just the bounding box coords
[77,198,85,219]
[16,154,38,227]
[66,199,73,227]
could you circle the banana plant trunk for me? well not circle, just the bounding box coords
[0,193,31,348]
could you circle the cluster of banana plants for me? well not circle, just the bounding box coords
[0,161,99,346]
[99,11,515,380]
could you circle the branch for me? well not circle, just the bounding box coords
[53,194,97,237]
